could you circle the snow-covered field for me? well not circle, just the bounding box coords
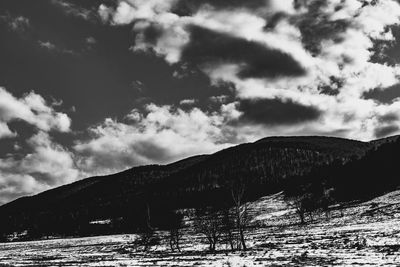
[1,191,400,266]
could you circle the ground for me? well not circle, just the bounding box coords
[1,190,400,266]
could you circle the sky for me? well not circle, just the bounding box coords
[1,0,400,204]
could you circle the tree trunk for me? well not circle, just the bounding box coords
[298,211,305,224]
[212,239,216,251]
[239,227,247,250]
[146,202,151,229]
[169,237,175,252]
[207,236,214,251]
[227,230,234,251]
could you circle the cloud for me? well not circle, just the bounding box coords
[0,172,49,206]
[363,83,400,104]
[38,40,56,50]
[98,0,400,140]
[237,98,321,126]
[0,131,79,205]
[86,36,97,44]
[50,0,98,21]
[0,122,15,139]
[172,0,268,13]
[179,98,197,105]
[99,0,178,25]
[0,87,71,137]
[37,40,76,55]
[181,25,306,79]
[20,132,79,185]
[0,13,30,33]
[74,103,238,175]
[294,0,351,55]
[171,0,295,16]
[378,113,399,123]
[3,0,400,205]
[374,125,400,138]
[0,88,76,204]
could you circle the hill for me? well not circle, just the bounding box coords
[0,135,391,240]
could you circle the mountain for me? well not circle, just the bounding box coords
[0,135,395,240]
[370,135,400,148]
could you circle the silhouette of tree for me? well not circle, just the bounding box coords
[230,180,249,250]
[194,207,223,251]
[167,210,184,252]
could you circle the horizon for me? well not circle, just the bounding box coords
[1,132,398,207]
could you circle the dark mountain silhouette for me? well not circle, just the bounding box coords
[309,135,400,201]
[370,135,400,147]
[0,135,397,241]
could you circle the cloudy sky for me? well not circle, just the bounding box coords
[1,0,400,204]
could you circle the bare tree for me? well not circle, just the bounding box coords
[133,227,161,252]
[220,206,235,251]
[167,211,183,252]
[194,208,223,252]
[231,181,249,251]
[131,198,161,252]
[285,185,336,224]
[285,193,313,224]
[169,228,181,252]
[320,187,335,219]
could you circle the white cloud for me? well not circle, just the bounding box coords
[37,40,76,55]
[74,103,237,175]
[0,122,15,139]
[106,0,178,25]
[0,88,77,204]
[86,36,97,44]
[21,132,79,184]
[98,4,113,22]
[0,172,49,205]
[38,40,56,50]
[0,131,80,205]
[0,87,71,137]
[179,99,197,105]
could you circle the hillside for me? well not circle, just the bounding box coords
[1,189,400,266]
[0,135,390,240]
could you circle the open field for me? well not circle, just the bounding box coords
[1,191,400,266]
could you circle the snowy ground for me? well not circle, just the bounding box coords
[1,190,400,266]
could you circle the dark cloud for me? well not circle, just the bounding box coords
[363,84,400,104]
[171,0,269,16]
[374,125,400,138]
[76,143,139,173]
[132,141,171,162]
[264,12,288,30]
[181,25,306,79]
[311,128,350,138]
[318,76,344,96]
[140,22,164,45]
[236,98,321,126]
[0,121,37,158]
[370,25,400,66]
[294,0,350,55]
[378,113,399,123]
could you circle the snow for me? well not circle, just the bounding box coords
[1,190,400,266]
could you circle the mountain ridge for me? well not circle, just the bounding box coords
[0,135,398,240]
